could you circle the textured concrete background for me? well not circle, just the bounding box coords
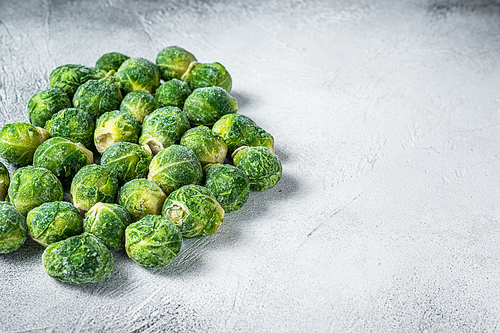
[1,0,500,332]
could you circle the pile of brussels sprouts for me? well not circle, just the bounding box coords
[0,47,282,284]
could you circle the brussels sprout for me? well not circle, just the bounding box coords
[26,201,83,247]
[180,126,227,166]
[139,107,190,155]
[182,62,232,93]
[94,111,141,153]
[101,142,152,184]
[70,165,119,215]
[8,166,64,216]
[84,202,132,252]
[119,179,167,222]
[96,52,130,73]
[232,146,282,191]
[155,79,191,108]
[183,86,238,126]
[115,57,161,94]
[45,108,95,148]
[0,162,9,201]
[162,185,224,238]
[49,64,105,98]
[0,202,27,253]
[73,77,123,120]
[42,232,113,284]
[147,145,202,195]
[212,114,275,153]
[120,90,158,124]
[33,137,93,185]
[0,122,49,166]
[204,164,250,213]
[27,89,72,128]
[125,215,182,269]
[156,46,197,81]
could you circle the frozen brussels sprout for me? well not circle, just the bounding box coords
[27,89,72,128]
[120,90,158,124]
[42,232,113,284]
[180,126,227,166]
[33,137,93,185]
[70,165,119,215]
[212,113,274,153]
[0,202,27,253]
[232,146,282,191]
[156,46,197,81]
[27,201,83,247]
[49,64,105,98]
[73,77,123,120]
[94,110,141,153]
[101,142,152,184]
[162,185,224,238]
[119,179,166,222]
[139,107,190,155]
[45,108,95,148]
[84,202,132,252]
[155,79,191,108]
[0,122,49,166]
[115,57,161,94]
[183,86,238,126]
[125,215,182,269]
[8,166,64,216]
[204,164,250,213]
[96,52,130,73]
[148,145,202,195]
[182,62,232,93]
[0,162,9,201]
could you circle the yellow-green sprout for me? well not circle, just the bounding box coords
[94,110,141,154]
[115,57,161,94]
[155,79,191,108]
[73,77,123,120]
[0,202,27,253]
[45,108,95,148]
[180,126,227,166]
[49,64,105,98]
[100,142,153,184]
[232,146,282,191]
[0,122,49,166]
[27,89,71,128]
[182,62,232,93]
[120,90,158,124]
[183,86,238,126]
[119,179,167,222]
[156,46,197,81]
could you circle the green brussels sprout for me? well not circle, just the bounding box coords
[155,79,192,108]
[45,108,95,148]
[162,184,224,238]
[120,90,158,124]
[182,62,232,93]
[156,46,197,81]
[183,86,238,126]
[33,137,93,185]
[26,201,83,247]
[27,89,72,128]
[73,77,123,120]
[115,57,161,94]
[94,110,141,154]
[42,232,113,284]
[84,202,132,252]
[139,106,190,155]
[212,114,275,153]
[49,64,105,98]
[147,145,202,195]
[0,122,49,166]
[0,202,27,253]
[101,142,152,184]
[8,166,64,216]
[180,126,227,166]
[125,215,182,269]
[204,164,250,213]
[96,52,130,73]
[0,162,9,201]
[119,179,167,222]
[70,164,119,215]
[232,146,282,191]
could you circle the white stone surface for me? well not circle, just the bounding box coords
[1,0,499,331]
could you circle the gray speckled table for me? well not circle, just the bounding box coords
[1,0,500,332]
